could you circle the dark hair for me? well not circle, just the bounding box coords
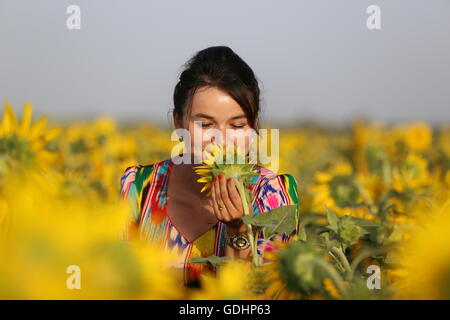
[173,46,261,131]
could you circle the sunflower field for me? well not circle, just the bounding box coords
[1,101,450,300]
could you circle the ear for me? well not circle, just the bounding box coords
[173,111,183,129]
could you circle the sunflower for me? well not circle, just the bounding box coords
[193,142,258,197]
[190,259,258,299]
[389,200,450,299]
[438,125,450,158]
[310,162,374,221]
[403,122,432,152]
[257,238,302,300]
[391,153,431,194]
[351,120,385,175]
[0,101,60,174]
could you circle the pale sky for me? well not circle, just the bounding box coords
[1,0,449,126]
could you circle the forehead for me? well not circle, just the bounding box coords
[190,86,245,118]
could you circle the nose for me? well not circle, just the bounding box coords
[209,129,235,150]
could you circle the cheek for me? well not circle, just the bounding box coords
[187,126,214,152]
[228,131,254,154]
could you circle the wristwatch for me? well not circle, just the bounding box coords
[227,232,250,250]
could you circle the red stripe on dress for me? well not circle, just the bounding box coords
[277,175,290,205]
[139,163,159,226]
[275,175,292,243]
[149,161,173,225]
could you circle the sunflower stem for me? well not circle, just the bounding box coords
[330,246,352,275]
[310,257,348,298]
[234,177,260,267]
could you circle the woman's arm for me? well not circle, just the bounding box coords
[225,221,280,265]
[224,221,252,260]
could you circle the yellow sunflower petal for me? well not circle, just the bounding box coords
[42,127,61,142]
[2,101,18,135]
[194,165,210,169]
[18,102,33,138]
[194,169,211,175]
[200,183,211,193]
[203,158,215,166]
[28,116,48,141]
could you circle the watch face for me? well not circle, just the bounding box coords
[235,237,247,248]
[231,234,250,250]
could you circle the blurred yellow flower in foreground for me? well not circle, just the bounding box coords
[257,238,302,300]
[323,278,341,299]
[189,260,258,300]
[0,169,184,299]
[390,199,450,299]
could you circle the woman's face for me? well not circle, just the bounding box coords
[174,86,256,163]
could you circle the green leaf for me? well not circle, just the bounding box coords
[277,239,329,294]
[242,205,297,239]
[348,216,381,243]
[185,255,230,267]
[320,232,341,251]
[324,211,372,250]
[350,216,378,228]
[338,216,368,247]
[325,207,338,233]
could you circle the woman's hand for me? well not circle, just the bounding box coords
[211,174,246,232]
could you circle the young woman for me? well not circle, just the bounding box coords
[119,46,300,288]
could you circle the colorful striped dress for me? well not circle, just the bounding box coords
[119,158,300,288]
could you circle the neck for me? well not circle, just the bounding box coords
[171,154,209,197]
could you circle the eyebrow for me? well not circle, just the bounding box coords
[192,113,247,120]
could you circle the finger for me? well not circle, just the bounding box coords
[211,181,223,220]
[218,174,237,217]
[215,175,232,221]
[226,177,242,213]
